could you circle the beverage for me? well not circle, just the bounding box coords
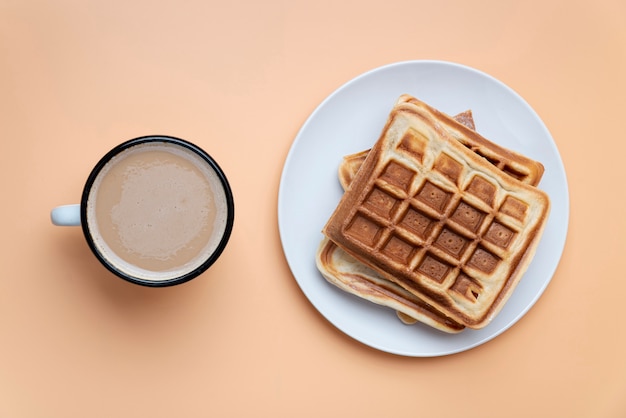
[83,139,232,283]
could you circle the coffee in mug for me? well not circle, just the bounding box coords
[51,136,235,286]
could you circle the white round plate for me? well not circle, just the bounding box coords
[278,61,569,357]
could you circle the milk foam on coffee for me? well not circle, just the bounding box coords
[86,142,229,281]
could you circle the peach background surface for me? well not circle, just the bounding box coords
[1,0,625,417]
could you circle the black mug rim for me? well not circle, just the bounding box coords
[80,135,235,287]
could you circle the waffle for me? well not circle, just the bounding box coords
[320,106,544,332]
[321,95,550,329]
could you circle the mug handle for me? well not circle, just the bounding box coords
[51,204,81,226]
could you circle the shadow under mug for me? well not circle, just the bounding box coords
[51,135,235,287]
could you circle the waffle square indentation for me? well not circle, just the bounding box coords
[398,206,436,240]
[417,254,451,283]
[397,128,428,163]
[363,186,400,219]
[484,221,516,248]
[415,181,452,213]
[379,160,415,192]
[466,175,497,207]
[450,273,482,303]
[345,214,383,248]
[500,195,528,222]
[381,234,416,266]
[450,200,486,233]
[502,164,528,182]
[434,227,470,259]
[433,152,463,185]
[468,247,500,274]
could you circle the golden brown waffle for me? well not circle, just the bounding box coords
[321,95,550,329]
[319,105,545,332]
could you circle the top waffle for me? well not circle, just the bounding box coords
[322,95,550,329]
[318,109,479,333]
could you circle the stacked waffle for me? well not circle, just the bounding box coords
[316,95,550,332]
